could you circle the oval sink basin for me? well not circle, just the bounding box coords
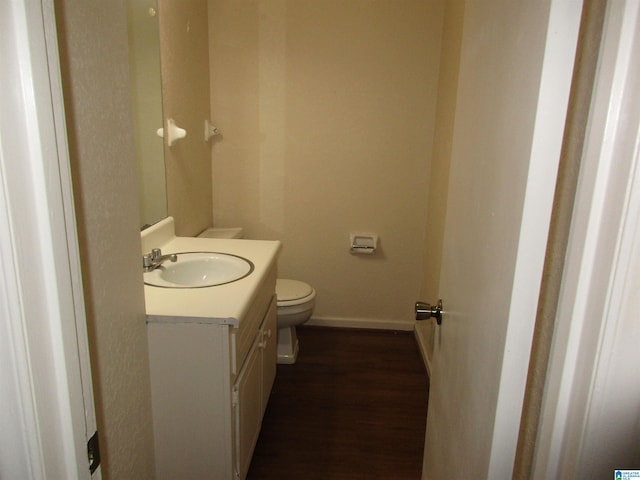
[144,252,254,288]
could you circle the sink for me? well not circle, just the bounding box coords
[144,252,254,288]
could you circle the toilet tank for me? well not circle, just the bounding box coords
[198,227,244,239]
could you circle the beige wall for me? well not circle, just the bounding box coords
[55,1,156,478]
[210,0,444,326]
[160,0,213,236]
[416,0,465,360]
[420,0,465,302]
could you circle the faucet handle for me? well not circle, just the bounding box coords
[142,253,153,269]
[151,248,162,261]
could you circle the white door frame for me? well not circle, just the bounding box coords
[533,0,640,476]
[0,1,98,478]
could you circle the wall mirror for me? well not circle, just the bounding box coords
[127,0,167,229]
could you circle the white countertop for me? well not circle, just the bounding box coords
[142,218,280,326]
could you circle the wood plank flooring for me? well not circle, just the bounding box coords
[247,326,429,480]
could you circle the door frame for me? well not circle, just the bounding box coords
[485,1,585,475]
[0,1,98,478]
[533,0,640,476]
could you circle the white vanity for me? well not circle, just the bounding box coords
[142,218,280,480]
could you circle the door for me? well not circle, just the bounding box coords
[260,297,278,415]
[1,0,100,477]
[234,341,263,480]
[422,1,583,478]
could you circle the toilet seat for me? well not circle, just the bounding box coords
[276,279,316,307]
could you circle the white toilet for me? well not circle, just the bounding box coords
[275,279,316,364]
[197,227,315,364]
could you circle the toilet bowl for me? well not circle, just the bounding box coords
[276,279,316,364]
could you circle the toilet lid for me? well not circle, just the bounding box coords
[276,279,314,304]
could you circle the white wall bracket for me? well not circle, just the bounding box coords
[204,119,220,142]
[156,118,187,146]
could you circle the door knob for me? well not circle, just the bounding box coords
[415,299,443,325]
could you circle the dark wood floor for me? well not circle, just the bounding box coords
[247,326,429,480]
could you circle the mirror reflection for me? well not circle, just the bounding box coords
[127,1,167,228]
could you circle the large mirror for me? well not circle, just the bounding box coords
[127,0,167,228]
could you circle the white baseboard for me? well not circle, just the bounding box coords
[305,315,415,332]
[414,325,433,377]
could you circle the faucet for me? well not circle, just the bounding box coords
[142,248,177,272]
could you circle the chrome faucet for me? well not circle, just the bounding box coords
[142,248,177,272]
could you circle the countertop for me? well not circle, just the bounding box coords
[142,218,280,326]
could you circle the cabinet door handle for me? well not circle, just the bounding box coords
[258,329,273,349]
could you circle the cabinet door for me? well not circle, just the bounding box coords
[260,297,277,413]
[233,342,262,480]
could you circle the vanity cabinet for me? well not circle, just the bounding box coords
[147,267,277,480]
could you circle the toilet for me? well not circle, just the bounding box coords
[275,279,316,364]
[197,227,316,364]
